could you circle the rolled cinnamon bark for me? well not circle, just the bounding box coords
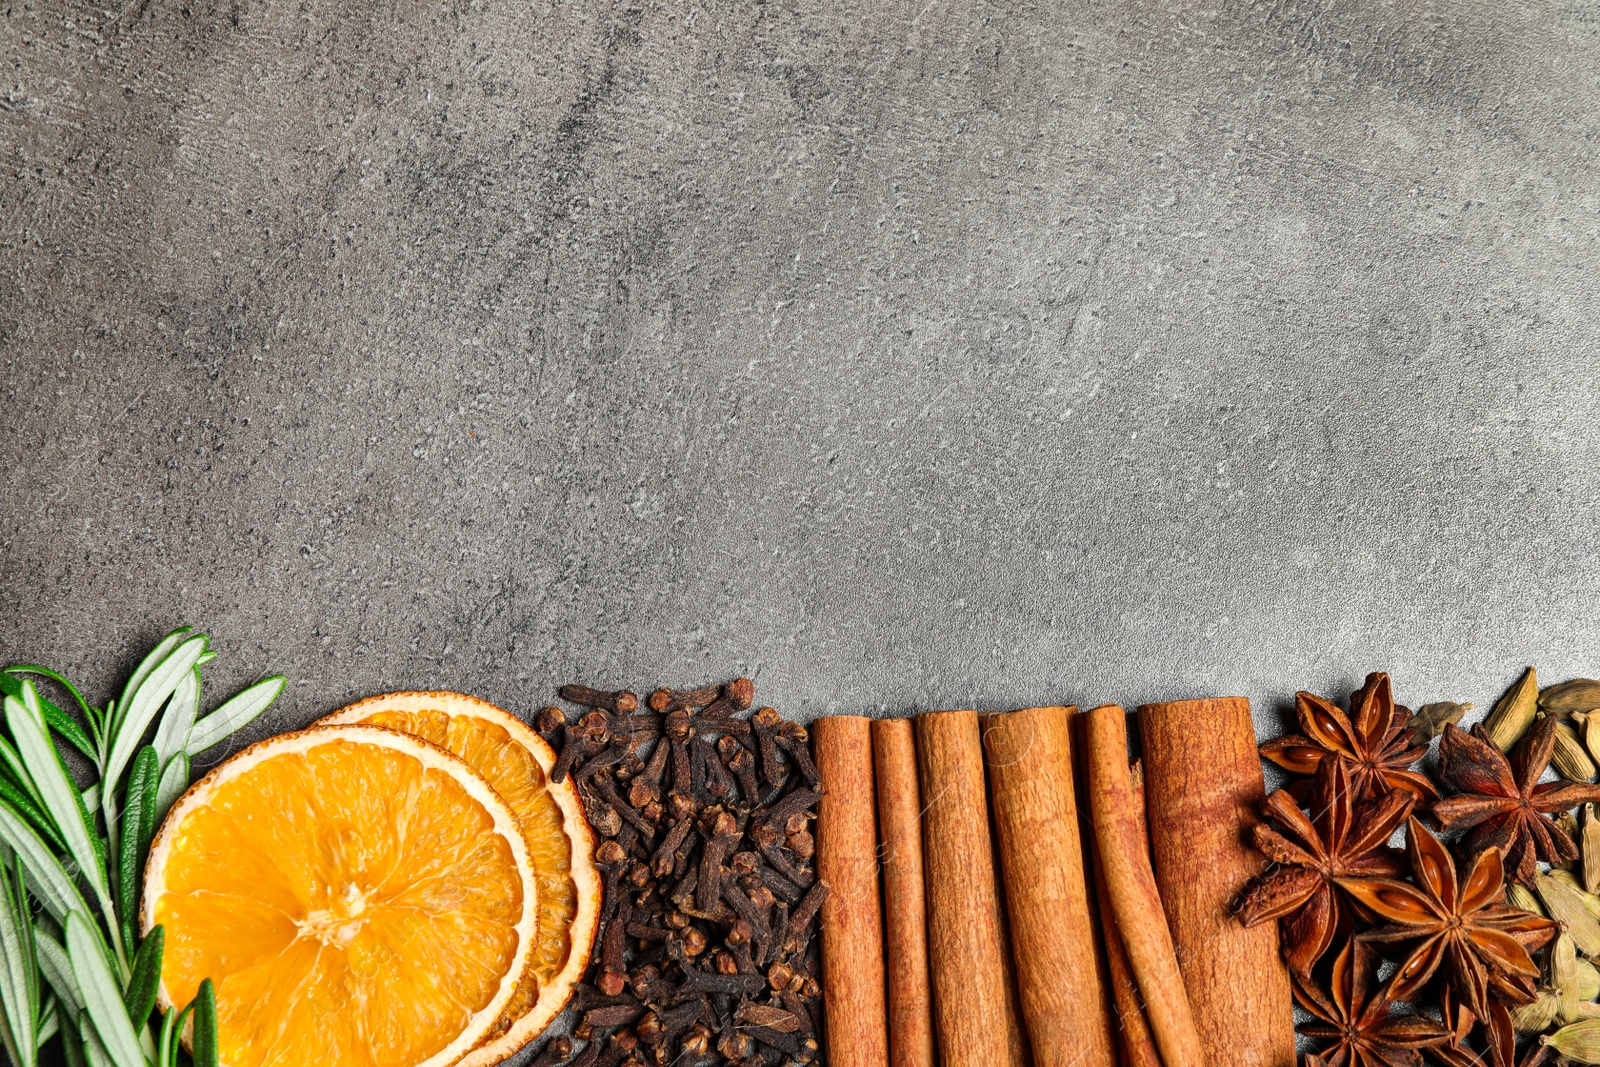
[813,715,889,1067]
[871,718,936,1067]
[916,710,1030,1067]
[1085,704,1206,1067]
[984,706,1116,1067]
[1074,711,1161,1067]
[1093,859,1163,1067]
[1138,697,1295,1067]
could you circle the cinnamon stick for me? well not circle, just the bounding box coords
[984,706,1116,1067]
[1138,697,1295,1067]
[813,715,889,1067]
[871,718,936,1067]
[1074,711,1161,1067]
[915,710,1030,1067]
[1085,704,1205,1067]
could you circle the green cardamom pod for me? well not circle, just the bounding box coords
[1579,957,1600,1002]
[1485,666,1540,751]
[1406,701,1472,741]
[1558,811,1584,871]
[1538,873,1600,956]
[1559,933,1583,1022]
[1586,803,1600,896]
[1556,720,1598,782]
[1549,868,1600,920]
[1510,882,1547,916]
[1580,712,1600,767]
[1545,679,1600,717]
[1516,991,1561,1033]
[1545,1018,1600,1063]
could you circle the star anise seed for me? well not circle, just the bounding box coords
[1238,757,1415,974]
[1337,817,1556,1022]
[1261,672,1440,805]
[1432,717,1600,886]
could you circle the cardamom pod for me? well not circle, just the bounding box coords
[1559,933,1583,1022]
[1580,712,1600,766]
[1545,679,1600,717]
[1406,700,1472,741]
[1587,803,1600,895]
[1510,881,1547,916]
[1537,873,1600,956]
[1579,957,1600,1002]
[1549,868,1600,920]
[1545,1018,1600,1063]
[1515,990,1560,1033]
[1559,811,1584,871]
[1485,666,1540,751]
[1556,720,1599,782]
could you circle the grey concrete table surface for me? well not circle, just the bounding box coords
[4,6,1600,758]
[4,1,1599,1063]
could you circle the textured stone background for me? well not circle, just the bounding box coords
[5,0,1600,758]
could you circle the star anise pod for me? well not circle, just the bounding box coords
[1429,980,1526,1067]
[1338,817,1556,1022]
[1431,716,1600,885]
[1294,937,1454,1067]
[1261,672,1440,805]
[1239,757,1415,973]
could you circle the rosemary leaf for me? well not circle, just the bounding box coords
[156,1007,177,1067]
[33,928,84,1017]
[152,755,189,833]
[117,748,160,953]
[0,770,69,855]
[0,801,94,928]
[0,858,39,1067]
[6,686,117,939]
[78,1010,118,1067]
[102,635,208,809]
[186,675,286,756]
[123,927,162,1030]
[0,737,43,811]
[0,672,97,761]
[59,1015,89,1067]
[191,978,218,1067]
[35,994,57,1049]
[112,629,193,735]
[150,670,199,771]
[65,913,145,1067]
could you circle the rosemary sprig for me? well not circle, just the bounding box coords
[0,627,284,1067]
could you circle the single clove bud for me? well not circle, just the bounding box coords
[561,684,641,715]
[647,683,722,713]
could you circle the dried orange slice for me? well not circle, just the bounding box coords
[142,725,537,1067]
[319,692,600,1066]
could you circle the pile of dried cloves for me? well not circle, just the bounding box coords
[534,679,827,1067]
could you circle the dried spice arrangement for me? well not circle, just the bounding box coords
[532,678,826,1067]
[22,634,1600,1067]
[1246,669,1600,1067]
